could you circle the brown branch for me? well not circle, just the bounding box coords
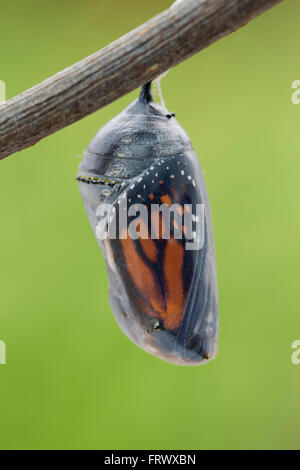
[0,0,282,161]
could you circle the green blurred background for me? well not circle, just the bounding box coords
[0,0,299,450]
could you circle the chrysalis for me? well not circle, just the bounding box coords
[77,83,219,365]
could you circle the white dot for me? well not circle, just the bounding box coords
[181,170,185,175]
[122,136,132,143]
[101,189,111,196]
[170,175,175,179]
[188,175,192,180]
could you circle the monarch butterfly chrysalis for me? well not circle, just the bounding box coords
[77,82,219,365]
